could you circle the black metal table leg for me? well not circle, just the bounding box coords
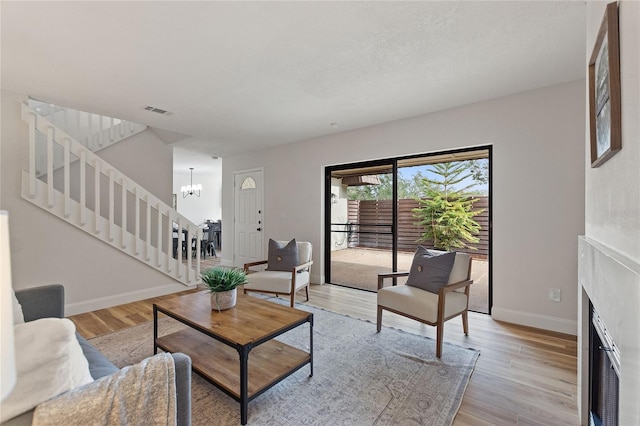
[309,315,314,377]
[239,345,250,425]
[153,304,158,355]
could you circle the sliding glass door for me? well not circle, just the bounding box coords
[324,146,492,314]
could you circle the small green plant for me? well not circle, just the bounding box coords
[201,267,247,292]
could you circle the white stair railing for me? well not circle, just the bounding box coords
[20,102,201,286]
[28,100,147,177]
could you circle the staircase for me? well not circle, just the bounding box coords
[27,99,147,177]
[20,102,202,286]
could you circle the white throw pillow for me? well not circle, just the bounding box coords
[0,318,94,422]
[11,290,24,324]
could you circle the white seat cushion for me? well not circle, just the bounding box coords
[378,285,468,323]
[244,270,310,294]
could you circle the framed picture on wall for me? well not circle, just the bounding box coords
[588,2,621,168]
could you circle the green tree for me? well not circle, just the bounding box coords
[412,162,484,251]
[399,170,429,199]
[468,159,489,185]
[347,172,432,201]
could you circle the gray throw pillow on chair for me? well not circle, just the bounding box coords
[267,239,299,271]
[405,246,456,294]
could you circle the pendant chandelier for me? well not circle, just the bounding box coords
[181,168,202,198]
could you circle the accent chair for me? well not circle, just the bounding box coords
[377,251,473,358]
[243,241,313,307]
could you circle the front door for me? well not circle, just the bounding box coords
[234,169,264,268]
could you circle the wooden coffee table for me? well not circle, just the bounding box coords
[153,291,313,425]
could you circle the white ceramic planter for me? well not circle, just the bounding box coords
[210,288,237,311]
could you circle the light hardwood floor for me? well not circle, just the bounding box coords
[69,284,579,426]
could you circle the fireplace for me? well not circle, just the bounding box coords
[589,304,619,426]
[578,236,640,425]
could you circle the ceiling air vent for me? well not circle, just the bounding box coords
[144,105,173,116]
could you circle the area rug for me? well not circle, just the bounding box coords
[89,303,479,426]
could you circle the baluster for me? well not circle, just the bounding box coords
[157,203,162,267]
[186,225,193,282]
[195,228,202,279]
[63,138,70,218]
[46,126,54,208]
[94,160,101,235]
[128,121,134,133]
[76,110,80,143]
[121,179,127,249]
[146,195,151,261]
[177,218,183,279]
[108,169,114,242]
[167,211,173,273]
[98,115,104,147]
[28,112,37,198]
[135,187,140,256]
[64,108,68,134]
[80,151,86,226]
[88,113,93,150]
[119,120,124,138]
[110,117,114,142]
[50,104,56,127]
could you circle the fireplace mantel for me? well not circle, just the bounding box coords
[578,236,640,425]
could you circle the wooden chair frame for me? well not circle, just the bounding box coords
[376,259,472,358]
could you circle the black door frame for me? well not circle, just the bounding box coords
[325,158,398,284]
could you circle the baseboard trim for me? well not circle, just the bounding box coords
[65,283,197,316]
[491,307,577,336]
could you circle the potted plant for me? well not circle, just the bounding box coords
[201,267,248,311]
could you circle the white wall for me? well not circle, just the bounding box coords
[330,178,349,251]
[172,158,222,226]
[222,80,585,334]
[1,90,188,315]
[579,1,640,424]
[585,1,640,262]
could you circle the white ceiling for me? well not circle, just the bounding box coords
[1,1,586,158]
[173,146,220,175]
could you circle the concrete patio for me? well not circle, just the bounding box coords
[329,248,489,313]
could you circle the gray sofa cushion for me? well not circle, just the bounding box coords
[75,334,118,380]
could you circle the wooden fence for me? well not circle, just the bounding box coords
[345,196,489,258]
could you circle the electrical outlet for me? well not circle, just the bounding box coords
[549,288,561,302]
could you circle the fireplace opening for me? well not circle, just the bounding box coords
[589,303,620,426]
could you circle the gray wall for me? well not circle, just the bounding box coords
[222,80,586,334]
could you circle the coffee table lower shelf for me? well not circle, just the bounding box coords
[156,327,311,400]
